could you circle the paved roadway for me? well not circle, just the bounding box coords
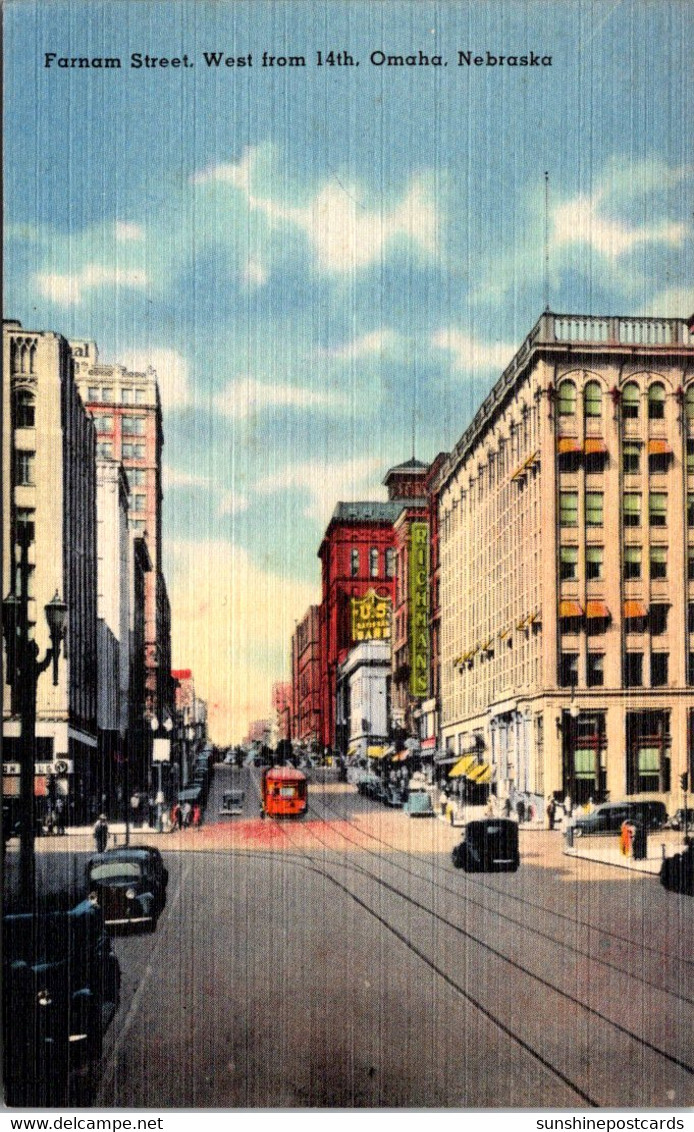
[6,764,694,1109]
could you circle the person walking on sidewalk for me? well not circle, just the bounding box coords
[93,813,109,853]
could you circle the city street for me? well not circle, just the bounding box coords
[9,765,693,1109]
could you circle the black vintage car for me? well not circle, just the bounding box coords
[3,900,120,1106]
[87,846,168,932]
[451,818,520,872]
[660,843,694,895]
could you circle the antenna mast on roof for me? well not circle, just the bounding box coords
[544,171,550,312]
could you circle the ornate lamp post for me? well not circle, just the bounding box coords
[3,539,67,910]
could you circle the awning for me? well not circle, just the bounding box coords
[624,599,647,619]
[584,437,608,455]
[586,600,610,620]
[449,755,476,779]
[391,749,409,762]
[648,438,672,456]
[467,763,493,784]
[559,600,583,618]
[557,437,582,454]
[367,745,388,759]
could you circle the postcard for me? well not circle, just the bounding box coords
[3,0,693,1119]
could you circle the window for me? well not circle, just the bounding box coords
[94,414,113,432]
[689,549,694,580]
[14,451,34,485]
[14,389,35,428]
[650,546,667,580]
[688,440,694,475]
[122,416,145,436]
[622,443,641,475]
[624,546,641,580]
[97,441,113,458]
[350,549,359,577]
[626,710,670,794]
[369,548,379,578]
[88,386,99,401]
[560,491,578,527]
[689,654,694,686]
[687,386,694,422]
[648,383,665,420]
[132,494,146,513]
[584,381,602,417]
[623,493,641,527]
[560,545,578,581]
[131,519,145,532]
[559,653,578,688]
[385,548,396,578]
[15,508,35,546]
[101,386,113,402]
[135,388,145,404]
[650,605,668,635]
[624,653,643,688]
[689,495,694,526]
[558,380,577,415]
[127,468,145,487]
[121,388,133,404]
[586,546,603,580]
[585,491,603,527]
[651,654,668,687]
[122,442,145,460]
[649,492,667,527]
[587,653,604,688]
[622,382,639,419]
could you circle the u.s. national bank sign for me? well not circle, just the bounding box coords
[409,522,430,698]
[351,589,391,642]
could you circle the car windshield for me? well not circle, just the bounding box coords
[90,862,142,881]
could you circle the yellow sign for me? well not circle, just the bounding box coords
[351,589,392,641]
[409,522,430,697]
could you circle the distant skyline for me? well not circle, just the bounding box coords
[5,0,693,742]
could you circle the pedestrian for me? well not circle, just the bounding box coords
[93,813,109,853]
[130,792,141,828]
[182,801,192,828]
[192,803,202,828]
[546,796,556,830]
[171,802,182,830]
[503,796,512,818]
[527,801,535,824]
[54,796,65,835]
[563,793,573,820]
[516,798,526,824]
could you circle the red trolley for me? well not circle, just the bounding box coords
[260,766,308,819]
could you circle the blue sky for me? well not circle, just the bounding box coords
[5,0,693,741]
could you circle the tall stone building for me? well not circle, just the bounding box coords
[2,321,98,821]
[438,311,694,814]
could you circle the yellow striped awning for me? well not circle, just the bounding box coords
[467,763,493,784]
[367,746,388,759]
[448,755,476,779]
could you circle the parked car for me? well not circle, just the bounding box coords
[3,900,120,1105]
[220,789,245,816]
[356,772,381,798]
[572,800,667,837]
[660,843,694,895]
[451,818,520,872]
[384,785,405,807]
[87,846,168,932]
[404,788,435,817]
[669,807,694,832]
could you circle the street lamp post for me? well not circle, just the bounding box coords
[3,538,67,911]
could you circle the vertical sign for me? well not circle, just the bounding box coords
[409,522,430,697]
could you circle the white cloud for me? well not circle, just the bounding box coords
[122,348,190,411]
[162,463,209,491]
[255,455,385,524]
[115,221,145,242]
[36,265,149,305]
[168,538,317,743]
[218,491,249,516]
[639,288,694,319]
[242,258,267,288]
[552,190,687,260]
[192,146,439,274]
[322,329,398,361]
[432,329,516,373]
[214,376,349,419]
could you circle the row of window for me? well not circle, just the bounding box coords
[560,543,670,582]
[558,379,688,419]
[349,547,396,579]
[97,441,147,460]
[559,490,676,527]
[92,414,146,435]
[560,651,670,688]
[87,385,148,405]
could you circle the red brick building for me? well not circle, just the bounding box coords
[291,605,321,747]
[317,460,430,751]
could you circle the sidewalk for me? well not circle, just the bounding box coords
[563,831,684,875]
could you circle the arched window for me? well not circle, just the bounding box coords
[622,382,640,420]
[14,389,35,428]
[648,383,665,421]
[350,549,359,578]
[369,548,379,578]
[685,385,694,421]
[558,380,576,415]
[385,548,396,578]
[584,381,602,418]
